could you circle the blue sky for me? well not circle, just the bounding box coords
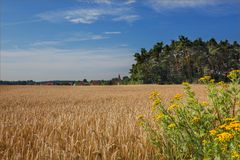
[1,0,240,81]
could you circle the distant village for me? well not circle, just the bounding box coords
[0,75,131,85]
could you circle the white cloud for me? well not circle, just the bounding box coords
[92,0,112,4]
[38,7,139,24]
[39,8,103,24]
[145,0,239,11]
[148,0,217,9]
[113,15,140,23]
[125,0,136,5]
[104,31,121,35]
[65,16,98,24]
[63,8,105,24]
[31,41,60,47]
[77,0,112,4]
[1,47,134,81]
[77,0,136,5]
[31,33,107,47]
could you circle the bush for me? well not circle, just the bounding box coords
[138,70,240,159]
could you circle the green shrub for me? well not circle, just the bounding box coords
[138,70,240,160]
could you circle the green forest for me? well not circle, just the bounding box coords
[129,36,240,84]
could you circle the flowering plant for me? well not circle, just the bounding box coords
[139,70,240,159]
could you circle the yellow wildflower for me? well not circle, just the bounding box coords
[228,121,240,129]
[224,117,235,121]
[209,129,217,135]
[199,76,211,82]
[182,82,189,86]
[152,98,161,110]
[216,132,234,142]
[231,151,240,158]
[149,91,160,100]
[210,79,215,83]
[154,113,164,121]
[168,103,179,110]
[235,128,240,131]
[219,121,240,130]
[192,116,200,123]
[218,81,224,86]
[173,93,183,100]
[227,69,240,80]
[200,101,209,107]
[217,81,228,88]
[199,77,204,81]
[219,124,227,129]
[168,123,176,128]
[230,69,240,73]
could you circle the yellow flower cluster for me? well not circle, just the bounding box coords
[168,103,180,110]
[191,116,200,123]
[149,91,162,110]
[149,91,160,100]
[209,120,240,144]
[173,93,183,100]
[168,123,176,128]
[217,81,228,88]
[210,79,215,83]
[152,98,161,110]
[154,113,164,121]
[209,129,217,135]
[219,120,240,131]
[200,101,209,107]
[232,150,240,158]
[199,76,211,82]
[182,82,189,86]
[232,69,240,72]
[217,81,224,86]
[216,132,234,142]
[224,117,235,121]
[227,69,240,80]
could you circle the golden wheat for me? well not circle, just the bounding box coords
[0,85,206,160]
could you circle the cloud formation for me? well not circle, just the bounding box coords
[113,15,140,23]
[145,0,240,11]
[3,0,239,27]
[37,0,239,25]
[38,6,139,24]
[30,31,123,47]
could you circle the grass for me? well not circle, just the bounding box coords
[0,85,206,160]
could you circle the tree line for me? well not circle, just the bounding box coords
[129,36,240,84]
[0,77,130,85]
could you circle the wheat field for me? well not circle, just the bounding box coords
[0,85,207,160]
